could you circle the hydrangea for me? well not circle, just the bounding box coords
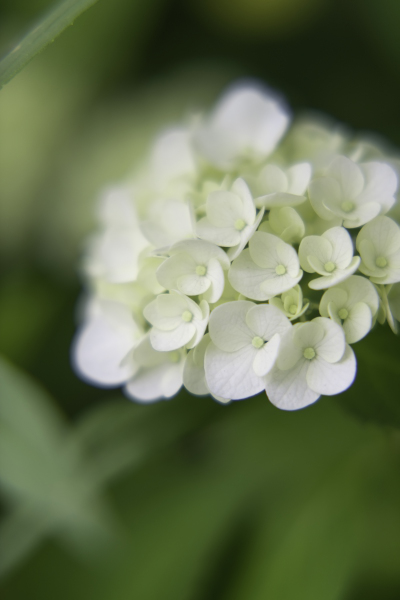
[72,81,400,412]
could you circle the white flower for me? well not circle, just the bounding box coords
[229,231,302,300]
[265,317,356,411]
[309,156,397,227]
[194,83,289,170]
[125,335,185,402]
[72,299,143,386]
[143,290,209,351]
[319,275,379,343]
[196,177,264,260]
[140,198,194,248]
[252,163,311,208]
[84,186,149,283]
[156,239,230,303]
[259,206,305,244]
[299,226,360,290]
[357,216,400,284]
[204,301,292,400]
[269,284,309,320]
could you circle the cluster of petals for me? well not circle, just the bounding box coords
[72,80,400,412]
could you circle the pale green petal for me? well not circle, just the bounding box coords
[329,156,364,199]
[298,235,333,272]
[229,250,275,301]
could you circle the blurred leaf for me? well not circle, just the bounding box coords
[0,0,99,88]
[336,326,400,429]
[0,356,112,576]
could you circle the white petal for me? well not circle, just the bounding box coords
[178,273,210,296]
[293,320,324,350]
[73,316,137,386]
[232,177,256,224]
[342,302,372,344]
[309,177,342,221]
[306,345,356,395]
[259,271,303,298]
[257,164,288,194]
[323,227,354,269]
[357,216,400,257]
[286,162,312,195]
[183,335,210,395]
[208,300,254,351]
[186,300,209,349]
[252,333,281,377]
[248,231,280,268]
[125,364,169,402]
[156,253,196,291]
[170,239,230,269]
[359,162,397,208]
[298,235,333,273]
[207,190,243,227]
[319,287,348,317]
[227,208,265,261]
[150,323,195,351]
[329,156,364,199]
[245,303,292,339]
[229,250,275,301]
[265,359,320,410]
[201,258,225,303]
[197,217,240,247]
[312,317,345,363]
[341,202,382,228]
[161,360,185,397]
[308,256,361,290]
[205,342,264,400]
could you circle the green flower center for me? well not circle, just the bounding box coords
[341,201,354,213]
[252,336,264,349]
[303,347,316,360]
[182,310,193,322]
[289,304,297,315]
[338,308,349,320]
[375,256,388,268]
[324,261,336,273]
[196,265,207,276]
[275,264,286,275]
[234,218,246,231]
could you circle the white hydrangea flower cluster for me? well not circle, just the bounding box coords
[72,82,400,411]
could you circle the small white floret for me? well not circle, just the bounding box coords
[204,301,292,400]
[197,177,264,260]
[309,156,397,228]
[357,216,400,285]
[156,239,229,303]
[299,226,360,290]
[144,290,209,351]
[265,317,356,410]
[229,231,302,300]
[319,275,379,343]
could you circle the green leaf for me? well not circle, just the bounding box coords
[0,0,100,89]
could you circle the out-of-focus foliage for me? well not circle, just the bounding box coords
[0,0,100,88]
[1,0,400,598]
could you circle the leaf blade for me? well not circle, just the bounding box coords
[0,0,100,88]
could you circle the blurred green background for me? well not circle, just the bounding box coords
[1,1,400,598]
